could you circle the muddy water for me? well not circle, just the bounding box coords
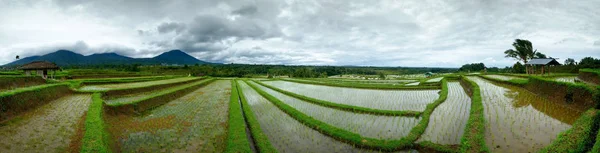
[238,81,414,153]
[105,80,230,152]
[467,76,582,153]
[417,82,470,144]
[262,81,439,111]
[249,81,420,140]
[0,94,91,153]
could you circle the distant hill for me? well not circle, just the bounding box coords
[3,50,213,67]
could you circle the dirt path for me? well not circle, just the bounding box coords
[106,80,230,152]
[0,94,92,152]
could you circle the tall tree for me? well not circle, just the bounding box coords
[504,39,543,74]
[564,58,576,65]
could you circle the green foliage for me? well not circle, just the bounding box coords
[539,109,600,153]
[459,63,486,72]
[225,80,253,153]
[253,80,422,116]
[512,62,526,73]
[565,58,576,66]
[459,76,489,153]
[236,80,278,153]
[81,93,112,153]
[282,78,440,90]
[579,57,600,68]
[244,79,449,151]
[504,39,543,63]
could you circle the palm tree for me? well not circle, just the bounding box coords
[504,39,539,74]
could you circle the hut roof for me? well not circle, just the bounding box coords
[18,61,60,70]
[526,58,560,65]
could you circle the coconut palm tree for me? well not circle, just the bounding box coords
[504,39,541,74]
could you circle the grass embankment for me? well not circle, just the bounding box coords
[478,75,528,87]
[76,76,181,86]
[540,109,600,153]
[416,141,458,153]
[225,80,253,153]
[0,76,47,92]
[0,83,72,122]
[253,80,421,116]
[579,69,600,85]
[458,76,488,153]
[526,76,599,109]
[245,79,448,151]
[282,78,441,90]
[104,79,215,114]
[235,80,278,153]
[80,93,112,153]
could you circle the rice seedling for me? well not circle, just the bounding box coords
[249,81,421,140]
[0,94,91,153]
[483,75,522,81]
[466,76,581,152]
[237,81,408,153]
[104,80,231,152]
[417,82,470,145]
[78,77,199,91]
[262,80,439,111]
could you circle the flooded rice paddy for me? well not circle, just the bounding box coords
[262,81,439,111]
[417,82,470,144]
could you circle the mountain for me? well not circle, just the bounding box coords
[3,50,213,67]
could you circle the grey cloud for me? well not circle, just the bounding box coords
[594,40,600,46]
[157,22,185,34]
[232,5,258,15]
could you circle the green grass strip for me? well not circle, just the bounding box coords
[591,123,600,153]
[415,141,458,153]
[281,78,441,90]
[459,76,489,153]
[244,79,448,151]
[540,109,600,153]
[105,78,215,106]
[225,80,253,153]
[236,80,279,153]
[81,93,112,153]
[253,80,421,116]
[0,83,68,97]
[478,75,528,86]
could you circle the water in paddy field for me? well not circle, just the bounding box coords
[466,77,584,153]
[553,76,577,83]
[238,81,415,153]
[417,82,471,145]
[483,75,521,81]
[262,80,439,111]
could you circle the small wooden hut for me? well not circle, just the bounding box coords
[525,58,560,76]
[18,61,60,79]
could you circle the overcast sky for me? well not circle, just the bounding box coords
[1,0,598,67]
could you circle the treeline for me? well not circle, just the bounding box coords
[58,64,458,78]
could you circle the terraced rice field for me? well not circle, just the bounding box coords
[405,82,420,86]
[308,78,417,84]
[103,79,211,105]
[0,94,91,153]
[553,76,577,83]
[417,82,470,144]
[483,75,522,81]
[238,81,412,153]
[262,80,439,111]
[78,77,196,91]
[425,77,443,82]
[467,76,582,153]
[105,80,230,152]
[249,81,421,139]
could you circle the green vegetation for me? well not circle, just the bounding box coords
[225,80,252,153]
[458,76,489,153]
[77,77,201,93]
[0,76,46,92]
[253,80,421,116]
[539,109,600,153]
[81,93,112,153]
[244,78,448,151]
[0,83,71,121]
[416,141,458,153]
[282,78,440,90]
[235,80,278,153]
[104,79,215,114]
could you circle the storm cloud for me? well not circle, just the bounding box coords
[0,0,598,67]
